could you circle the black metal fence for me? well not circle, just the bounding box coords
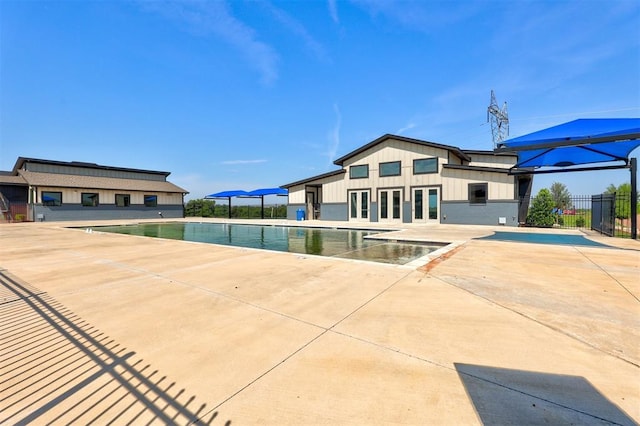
[524,193,637,238]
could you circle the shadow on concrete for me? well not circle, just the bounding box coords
[0,269,229,425]
[454,363,636,425]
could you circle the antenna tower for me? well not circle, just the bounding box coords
[487,90,509,148]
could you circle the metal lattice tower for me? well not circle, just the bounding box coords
[487,90,509,148]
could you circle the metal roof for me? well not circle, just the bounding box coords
[333,134,471,166]
[18,170,188,193]
[12,157,172,176]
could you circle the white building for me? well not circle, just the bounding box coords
[282,134,532,226]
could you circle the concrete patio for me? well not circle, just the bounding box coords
[1,219,638,425]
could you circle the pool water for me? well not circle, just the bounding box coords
[93,223,444,265]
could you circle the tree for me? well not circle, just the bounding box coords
[527,188,556,227]
[184,199,216,217]
[549,182,572,210]
[604,183,633,220]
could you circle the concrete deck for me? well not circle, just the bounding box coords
[1,219,638,425]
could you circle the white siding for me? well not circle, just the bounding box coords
[287,185,305,204]
[468,153,516,169]
[441,169,515,201]
[342,139,450,202]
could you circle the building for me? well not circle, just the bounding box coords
[0,157,188,221]
[282,134,532,226]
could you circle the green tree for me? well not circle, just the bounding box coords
[549,182,572,209]
[527,188,556,227]
[604,183,632,220]
[184,199,216,217]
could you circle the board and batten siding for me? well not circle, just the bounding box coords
[467,153,516,169]
[288,173,346,204]
[341,140,451,202]
[441,169,515,201]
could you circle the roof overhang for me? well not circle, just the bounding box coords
[333,134,471,166]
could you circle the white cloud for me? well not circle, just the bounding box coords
[221,159,268,165]
[140,1,278,84]
[396,122,416,135]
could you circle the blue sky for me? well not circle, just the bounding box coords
[1,0,639,202]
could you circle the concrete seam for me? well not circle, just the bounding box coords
[573,246,640,304]
[430,274,640,369]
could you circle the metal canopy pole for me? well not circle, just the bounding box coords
[631,157,637,240]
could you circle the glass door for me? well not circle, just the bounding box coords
[378,189,402,222]
[413,187,439,223]
[349,190,370,221]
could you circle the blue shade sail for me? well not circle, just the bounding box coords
[204,190,250,198]
[245,188,288,197]
[497,118,640,169]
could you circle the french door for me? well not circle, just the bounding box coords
[378,189,402,222]
[413,187,439,223]
[349,190,370,221]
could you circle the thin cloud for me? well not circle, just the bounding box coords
[328,0,339,24]
[140,1,278,84]
[221,159,268,165]
[327,103,341,163]
[396,123,416,134]
[352,0,482,32]
[261,1,328,61]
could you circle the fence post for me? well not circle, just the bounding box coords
[631,157,637,240]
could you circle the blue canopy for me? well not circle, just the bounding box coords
[204,190,250,198]
[246,188,288,197]
[203,188,288,219]
[497,118,638,240]
[497,118,640,169]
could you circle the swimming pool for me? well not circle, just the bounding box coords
[93,223,444,265]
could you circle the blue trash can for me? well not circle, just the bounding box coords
[296,208,305,221]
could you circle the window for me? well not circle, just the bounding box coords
[144,195,158,207]
[42,191,62,206]
[81,193,99,207]
[469,183,488,204]
[413,158,438,175]
[349,164,368,179]
[379,161,401,177]
[116,194,130,207]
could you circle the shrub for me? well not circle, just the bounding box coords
[576,216,585,228]
[527,189,556,227]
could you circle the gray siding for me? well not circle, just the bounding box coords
[288,203,349,221]
[402,201,412,223]
[370,202,378,222]
[320,203,348,221]
[33,204,184,222]
[287,204,305,221]
[441,200,519,226]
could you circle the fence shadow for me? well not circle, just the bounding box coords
[454,363,636,426]
[0,269,229,425]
